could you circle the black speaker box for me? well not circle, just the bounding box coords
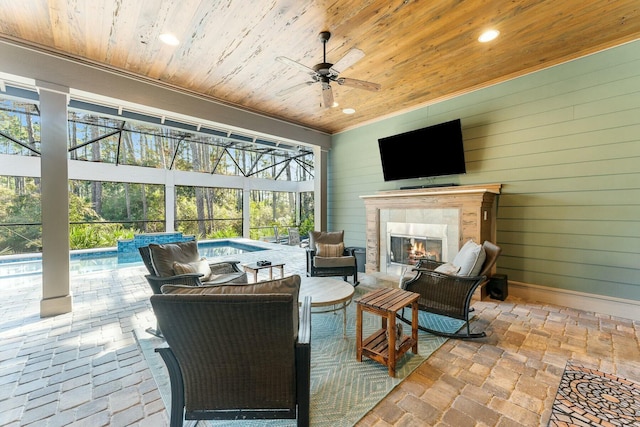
[487,274,508,301]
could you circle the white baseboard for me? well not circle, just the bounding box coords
[507,280,640,322]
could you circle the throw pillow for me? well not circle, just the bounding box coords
[316,242,344,257]
[161,274,301,339]
[434,262,461,275]
[172,257,212,281]
[148,240,199,277]
[453,240,486,276]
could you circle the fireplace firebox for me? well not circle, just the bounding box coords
[385,222,449,275]
[389,235,443,266]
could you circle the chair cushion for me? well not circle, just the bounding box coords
[161,274,301,338]
[434,262,461,275]
[316,242,344,257]
[172,258,212,281]
[453,240,486,276]
[310,230,344,247]
[149,240,199,277]
[314,255,355,268]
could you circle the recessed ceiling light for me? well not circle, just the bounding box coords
[159,33,180,46]
[343,108,356,115]
[478,29,500,43]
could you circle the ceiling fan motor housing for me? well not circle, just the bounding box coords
[313,62,334,77]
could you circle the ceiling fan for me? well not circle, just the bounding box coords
[276,31,381,108]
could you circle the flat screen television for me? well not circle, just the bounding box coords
[378,118,466,182]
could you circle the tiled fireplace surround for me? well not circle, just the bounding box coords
[361,184,501,293]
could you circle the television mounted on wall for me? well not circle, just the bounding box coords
[377,119,466,182]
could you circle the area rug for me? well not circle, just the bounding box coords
[548,362,640,426]
[136,286,465,426]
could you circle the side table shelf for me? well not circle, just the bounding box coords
[356,288,420,377]
[361,328,417,371]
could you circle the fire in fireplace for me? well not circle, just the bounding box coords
[389,234,443,266]
[385,222,450,275]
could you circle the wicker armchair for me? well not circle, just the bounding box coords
[399,241,501,338]
[306,230,358,286]
[138,241,247,337]
[150,275,311,427]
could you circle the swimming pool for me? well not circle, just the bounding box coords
[0,240,267,277]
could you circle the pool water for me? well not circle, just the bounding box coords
[0,240,266,277]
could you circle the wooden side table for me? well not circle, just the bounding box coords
[356,287,420,377]
[243,262,285,282]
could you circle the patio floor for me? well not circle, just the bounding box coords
[0,241,638,426]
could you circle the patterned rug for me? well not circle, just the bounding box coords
[136,286,465,426]
[548,362,640,426]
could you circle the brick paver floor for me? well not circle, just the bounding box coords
[0,242,638,426]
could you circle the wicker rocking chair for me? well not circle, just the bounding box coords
[399,240,502,338]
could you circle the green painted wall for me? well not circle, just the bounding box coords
[329,40,640,301]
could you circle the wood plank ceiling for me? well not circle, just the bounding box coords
[0,0,639,134]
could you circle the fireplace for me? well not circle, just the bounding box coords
[386,222,449,275]
[361,184,501,276]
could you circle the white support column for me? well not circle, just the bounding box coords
[165,172,175,232]
[295,191,301,226]
[243,188,251,238]
[314,147,328,231]
[38,81,72,317]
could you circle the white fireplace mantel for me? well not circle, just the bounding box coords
[360,183,501,274]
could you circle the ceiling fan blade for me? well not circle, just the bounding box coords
[321,82,334,108]
[329,48,365,76]
[277,81,315,96]
[276,56,317,76]
[337,77,381,92]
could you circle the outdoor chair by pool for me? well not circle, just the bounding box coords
[151,275,311,427]
[287,227,309,247]
[306,230,359,286]
[399,240,502,338]
[138,240,247,336]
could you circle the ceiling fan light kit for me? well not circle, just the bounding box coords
[277,31,381,109]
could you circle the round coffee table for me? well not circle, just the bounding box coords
[299,277,355,337]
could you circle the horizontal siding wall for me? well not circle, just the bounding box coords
[330,40,640,301]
